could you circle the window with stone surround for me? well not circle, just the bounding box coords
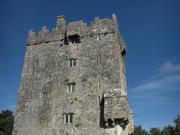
[69,59,76,67]
[66,83,76,93]
[63,113,74,124]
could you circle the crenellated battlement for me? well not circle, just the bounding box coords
[27,14,120,46]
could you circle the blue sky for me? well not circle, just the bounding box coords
[0,0,180,130]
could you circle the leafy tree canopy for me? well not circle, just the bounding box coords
[0,110,14,135]
[150,128,162,135]
[134,114,180,135]
[134,125,150,135]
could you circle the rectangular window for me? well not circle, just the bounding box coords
[70,113,73,123]
[71,83,76,92]
[42,91,47,101]
[70,59,73,67]
[69,59,77,67]
[63,113,74,124]
[73,59,76,66]
[66,83,76,93]
[66,114,69,123]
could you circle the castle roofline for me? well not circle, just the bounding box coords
[27,14,120,46]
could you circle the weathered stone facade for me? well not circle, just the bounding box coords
[13,14,134,135]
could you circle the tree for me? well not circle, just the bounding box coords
[134,125,150,135]
[162,125,174,135]
[174,115,180,135]
[149,128,162,135]
[0,110,14,135]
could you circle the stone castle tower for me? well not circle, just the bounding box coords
[13,14,134,135]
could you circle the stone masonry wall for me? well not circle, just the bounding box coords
[13,14,134,135]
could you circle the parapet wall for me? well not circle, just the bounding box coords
[27,14,120,46]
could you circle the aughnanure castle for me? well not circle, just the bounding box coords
[13,14,134,135]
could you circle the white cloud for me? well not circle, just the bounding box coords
[131,60,180,91]
[133,74,180,90]
[159,61,180,73]
[131,99,180,105]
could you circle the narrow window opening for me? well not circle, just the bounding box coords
[63,113,74,124]
[69,113,73,123]
[73,59,76,66]
[97,55,101,63]
[65,114,69,123]
[72,83,76,92]
[70,59,73,67]
[42,91,47,101]
[66,83,76,93]
[69,59,77,67]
